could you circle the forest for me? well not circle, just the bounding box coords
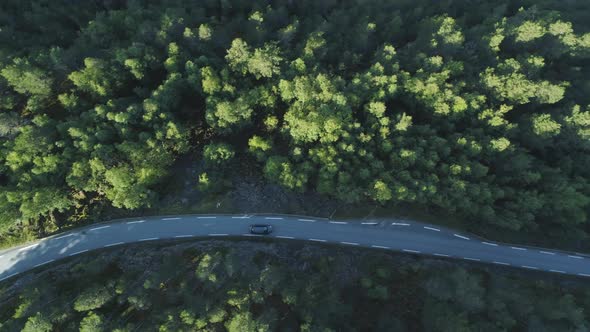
[1,241,588,331]
[0,0,590,247]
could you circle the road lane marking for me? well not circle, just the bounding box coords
[510,247,527,251]
[231,216,250,219]
[493,261,510,266]
[362,222,378,225]
[209,233,228,236]
[482,242,498,246]
[54,234,76,240]
[298,219,315,222]
[127,220,146,224]
[371,245,389,249]
[309,238,327,242]
[550,269,566,274]
[522,265,538,270]
[434,253,450,257]
[391,222,410,226]
[138,237,159,241]
[540,251,555,255]
[568,255,583,259]
[34,259,54,267]
[424,226,440,232]
[403,249,420,253]
[174,235,192,238]
[329,221,348,224]
[463,257,480,261]
[197,216,216,219]
[275,236,295,239]
[90,226,110,231]
[578,273,590,277]
[69,249,88,256]
[162,217,181,220]
[242,234,261,237]
[0,273,18,282]
[18,244,39,251]
[104,242,124,247]
[265,217,283,220]
[453,234,470,240]
[341,242,359,245]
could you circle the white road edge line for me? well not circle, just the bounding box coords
[54,233,76,240]
[197,216,216,219]
[361,222,378,225]
[231,216,250,219]
[578,273,590,277]
[104,242,124,247]
[162,217,181,220]
[298,219,315,222]
[329,221,348,224]
[403,249,420,253]
[568,255,583,259]
[453,234,470,240]
[341,242,359,245]
[309,238,327,242]
[138,237,159,241]
[0,273,18,282]
[522,265,538,270]
[391,222,410,226]
[463,257,480,261]
[69,249,88,256]
[265,217,283,220]
[174,235,192,238]
[540,251,555,255]
[209,233,228,236]
[34,259,54,267]
[434,253,450,257]
[275,236,295,239]
[90,226,110,231]
[371,245,389,249]
[482,242,498,246]
[550,269,566,274]
[493,261,510,266]
[511,246,527,251]
[18,244,39,251]
[127,220,146,224]
[424,226,440,232]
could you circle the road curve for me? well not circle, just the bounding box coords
[1,214,589,282]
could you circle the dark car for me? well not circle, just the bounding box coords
[250,224,273,235]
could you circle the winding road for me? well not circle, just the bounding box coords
[1,214,589,282]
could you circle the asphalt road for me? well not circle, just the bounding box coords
[1,214,589,282]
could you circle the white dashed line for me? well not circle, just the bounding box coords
[578,273,590,277]
[309,238,327,242]
[391,222,410,226]
[174,235,192,238]
[434,253,450,257]
[329,221,348,224]
[424,226,440,232]
[69,249,88,256]
[275,236,295,239]
[127,220,146,224]
[90,226,110,231]
[522,265,538,270]
[550,269,566,274]
[453,234,470,240]
[34,259,54,267]
[209,233,228,236]
[104,242,124,247]
[265,217,283,220]
[403,249,420,254]
[511,247,527,251]
[298,219,315,222]
[493,261,510,266]
[362,222,378,225]
[242,234,261,237]
[197,216,216,219]
[568,255,583,259]
[341,242,359,246]
[231,216,250,219]
[18,244,39,251]
[463,257,480,262]
[371,245,389,249]
[540,251,555,255]
[162,217,181,220]
[0,273,18,282]
[54,233,76,240]
[482,242,498,246]
[138,237,159,241]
